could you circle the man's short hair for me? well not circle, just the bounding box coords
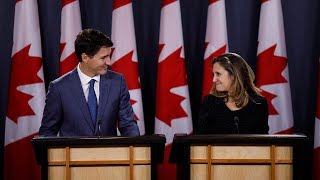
[75,29,113,62]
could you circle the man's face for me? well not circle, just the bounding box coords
[83,47,111,77]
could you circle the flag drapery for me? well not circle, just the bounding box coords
[1,1,318,179]
[155,0,193,179]
[256,0,294,134]
[59,0,82,75]
[202,0,228,98]
[314,59,320,180]
[4,0,45,179]
[111,0,145,135]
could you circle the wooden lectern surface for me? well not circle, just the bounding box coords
[170,134,308,180]
[32,135,165,180]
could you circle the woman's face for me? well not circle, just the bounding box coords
[212,62,233,92]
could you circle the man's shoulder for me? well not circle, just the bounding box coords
[104,70,124,80]
[51,69,76,85]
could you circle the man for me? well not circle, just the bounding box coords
[39,29,140,137]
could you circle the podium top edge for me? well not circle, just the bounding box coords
[172,134,309,145]
[31,134,166,145]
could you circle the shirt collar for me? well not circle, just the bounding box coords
[77,64,100,85]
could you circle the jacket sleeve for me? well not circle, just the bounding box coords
[195,95,211,134]
[39,82,62,136]
[117,75,140,136]
[256,96,269,134]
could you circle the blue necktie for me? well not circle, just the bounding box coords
[88,79,97,125]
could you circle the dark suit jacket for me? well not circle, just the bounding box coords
[39,68,140,137]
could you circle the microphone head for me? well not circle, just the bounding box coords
[234,116,239,124]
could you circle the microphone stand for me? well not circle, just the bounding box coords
[234,116,240,134]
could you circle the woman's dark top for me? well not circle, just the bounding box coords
[196,94,269,134]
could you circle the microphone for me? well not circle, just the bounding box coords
[98,119,102,137]
[234,116,239,134]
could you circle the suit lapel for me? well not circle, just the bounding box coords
[98,71,112,122]
[69,69,95,131]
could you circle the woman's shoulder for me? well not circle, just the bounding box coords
[203,94,223,104]
[249,93,267,105]
[203,94,217,100]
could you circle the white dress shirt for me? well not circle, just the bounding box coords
[77,64,100,104]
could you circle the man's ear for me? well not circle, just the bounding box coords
[81,53,88,63]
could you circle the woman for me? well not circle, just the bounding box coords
[196,53,269,134]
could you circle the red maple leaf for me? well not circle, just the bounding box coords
[113,0,131,10]
[202,43,227,97]
[208,0,220,5]
[111,50,140,120]
[61,0,77,7]
[260,89,278,115]
[162,0,176,7]
[256,44,288,115]
[111,50,140,90]
[256,44,288,86]
[59,43,78,76]
[7,45,43,123]
[260,0,269,3]
[156,44,188,126]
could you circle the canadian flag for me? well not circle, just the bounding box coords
[4,0,45,179]
[155,0,193,179]
[202,0,228,98]
[60,0,82,75]
[256,0,294,134]
[111,0,145,135]
[314,59,320,180]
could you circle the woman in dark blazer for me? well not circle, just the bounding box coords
[196,53,269,134]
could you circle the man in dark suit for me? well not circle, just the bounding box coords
[39,29,140,137]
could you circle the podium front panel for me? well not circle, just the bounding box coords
[212,165,270,180]
[71,166,129,180]
[47,146,151,180]
[32,135,165,180]
[190,145,292,180]
[170,134,308,180]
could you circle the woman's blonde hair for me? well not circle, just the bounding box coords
[210,53,261,108]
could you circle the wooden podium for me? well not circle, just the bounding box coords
[32,135,165,180]
[170,134,308,180]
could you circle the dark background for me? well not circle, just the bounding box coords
[1,0,320,179]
